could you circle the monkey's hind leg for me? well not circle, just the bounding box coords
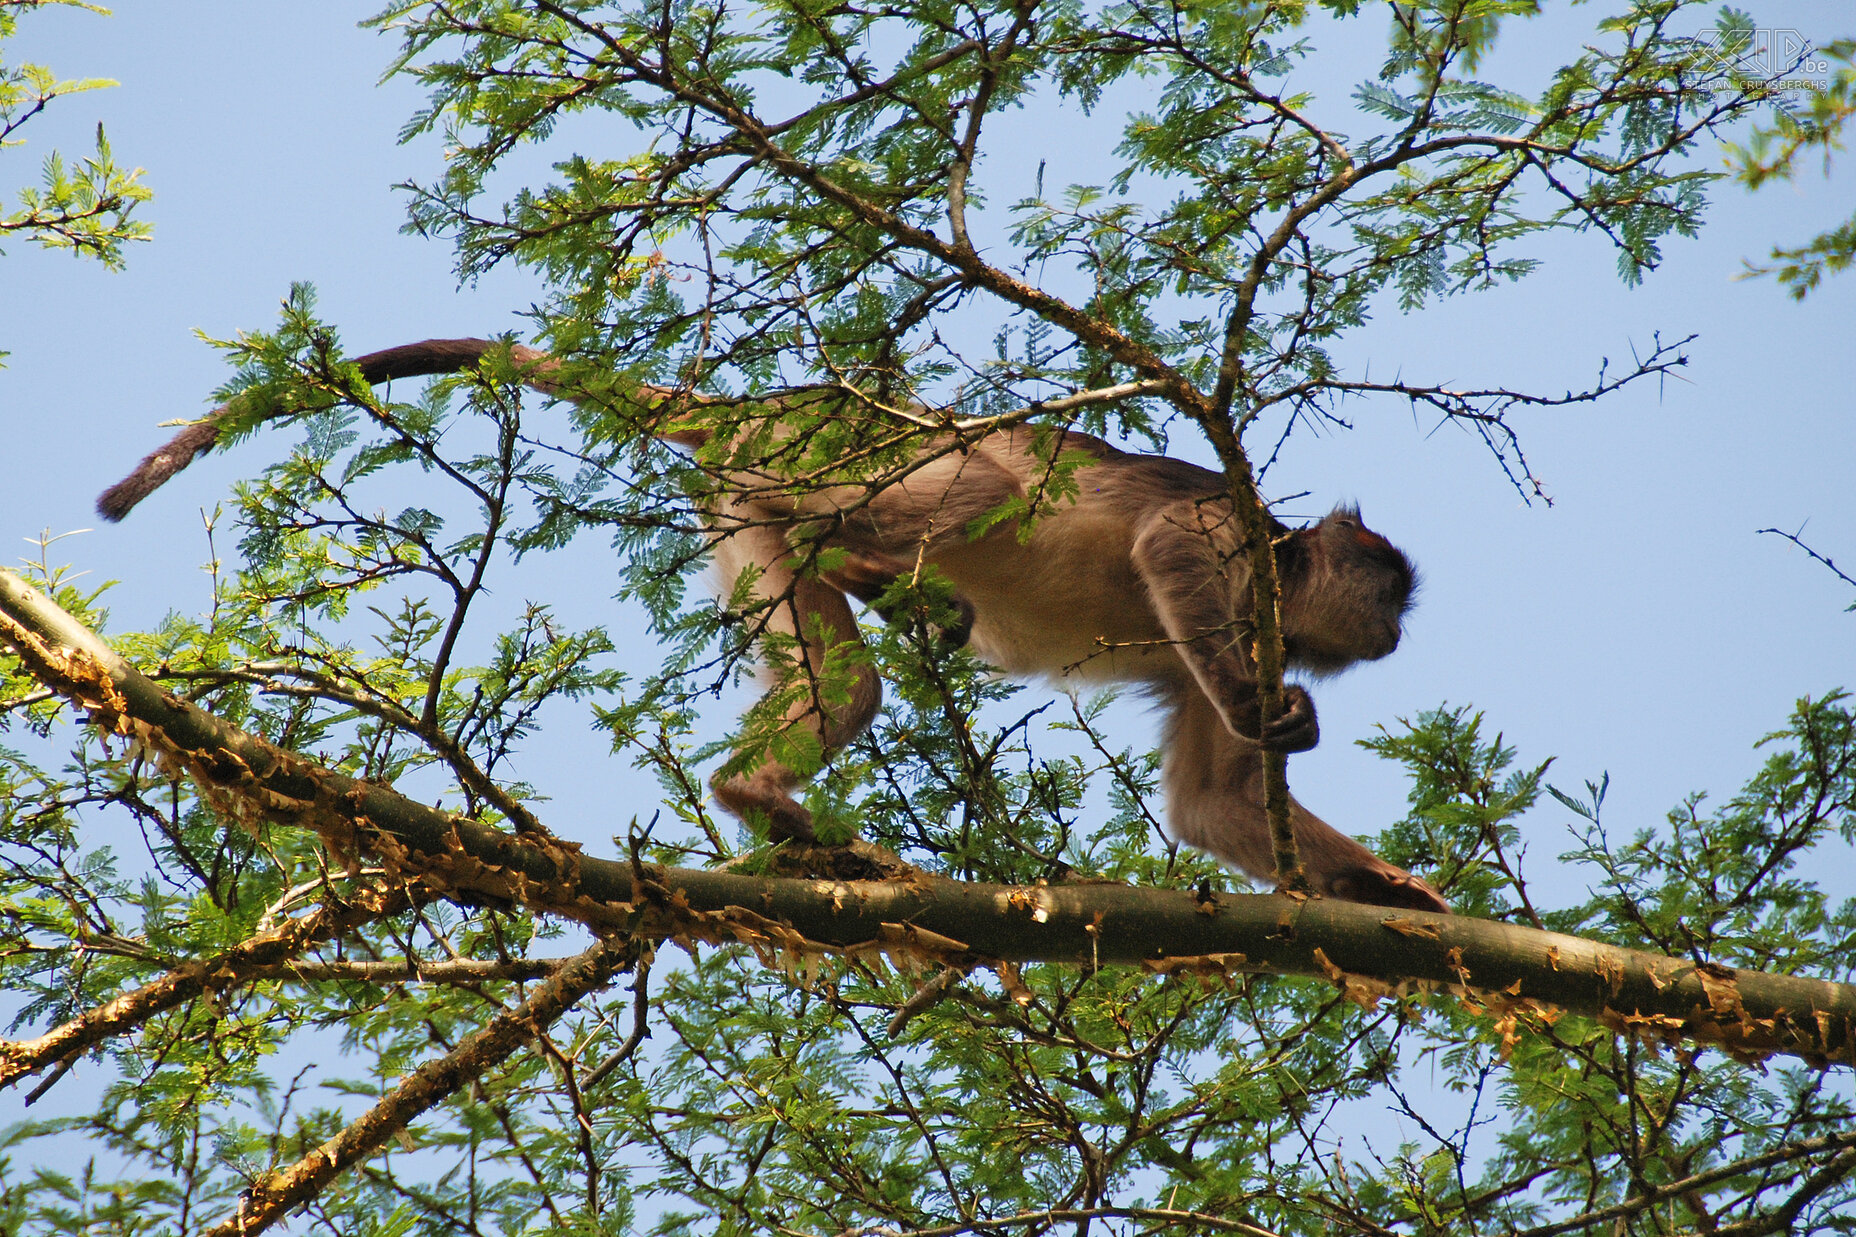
[1160,691,1448,913]
[711,526,881,843]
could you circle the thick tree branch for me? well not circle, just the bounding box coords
[5,567,1856,1069]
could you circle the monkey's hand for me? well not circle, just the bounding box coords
[929,594,975,649]
[867,590,974,648]
[1236,685,1320,752]
[824,554,974,648]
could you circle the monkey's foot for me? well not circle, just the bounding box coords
[1323,863,1450,914]
[713,774,817,842]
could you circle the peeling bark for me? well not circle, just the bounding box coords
[4,566,1854,1070]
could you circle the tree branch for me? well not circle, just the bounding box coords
[199,933,638,1237]
[0,889,411,1092]
[5,567,1856,1068]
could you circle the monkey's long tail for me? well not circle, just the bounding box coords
[97,338,567,522]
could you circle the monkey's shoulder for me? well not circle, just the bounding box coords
[1070,452,1229,518]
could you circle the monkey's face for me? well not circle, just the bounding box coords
[1277,507,1417,675]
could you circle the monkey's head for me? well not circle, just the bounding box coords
[1276,506,1417,674]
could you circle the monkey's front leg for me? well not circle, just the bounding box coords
[1130,506,1317,751]
[1161,691,1449,913]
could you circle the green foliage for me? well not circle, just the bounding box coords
[4,2,1854,1234]
[0,1,152,294]
[1361,705,1551,923]
[1557,693,1856,969]
[1728,36,1856,297]
[6,353,1855,1229]
[380,0,1758,458]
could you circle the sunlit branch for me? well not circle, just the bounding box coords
[199,933,639,1237]
[5,566,1855,1068]
[0,889,412,1092]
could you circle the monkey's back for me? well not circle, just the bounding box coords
[911,432,1229,688]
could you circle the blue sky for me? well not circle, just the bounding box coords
[3,1,1853,920]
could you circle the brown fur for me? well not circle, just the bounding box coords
[97,338,1446,913]
[707,424,1444,913]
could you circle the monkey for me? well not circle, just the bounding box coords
[98,338,1448,914]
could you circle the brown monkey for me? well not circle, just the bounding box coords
[98,339,1447,914]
